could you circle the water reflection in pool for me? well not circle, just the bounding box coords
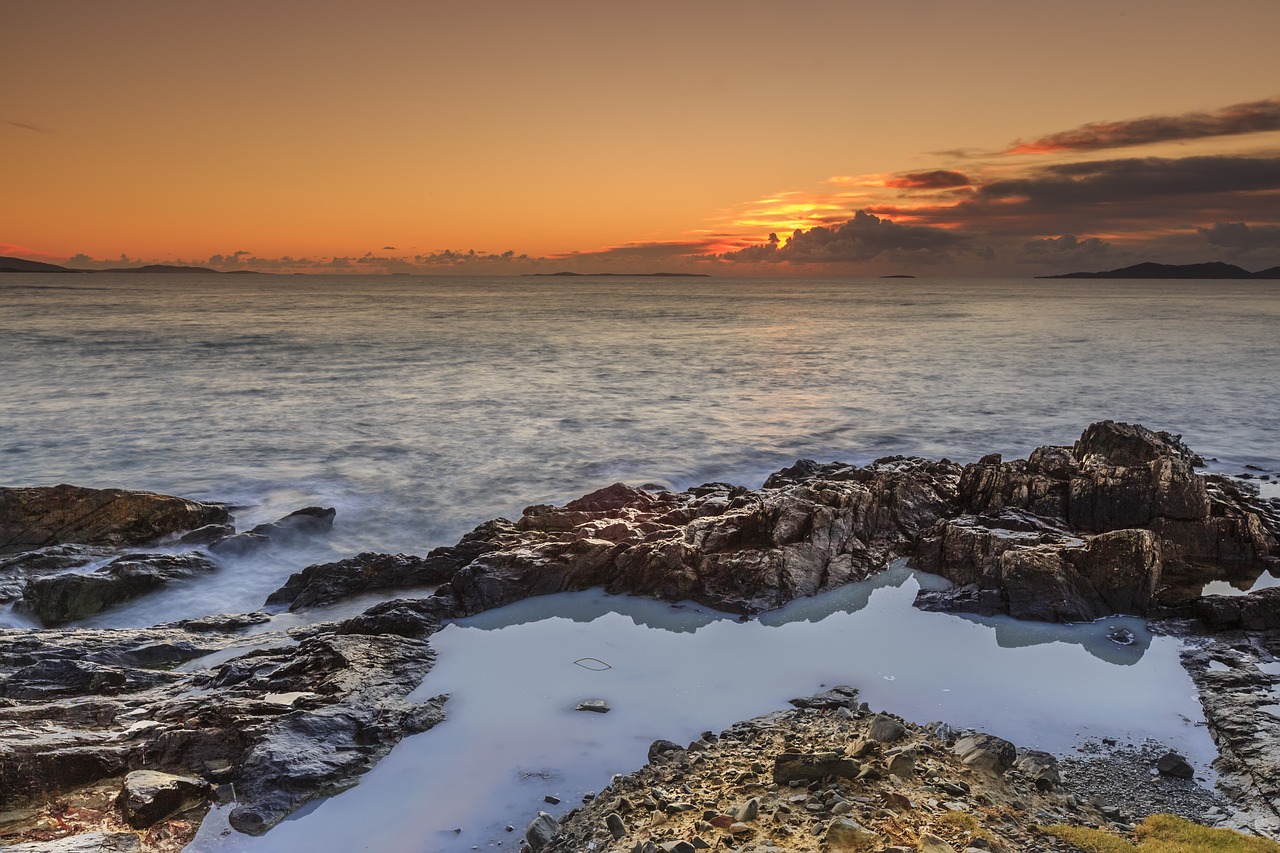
[189,564,1213,853]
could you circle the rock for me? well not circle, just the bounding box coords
[19,552,219,625]
[606,811,626,839]
[868,714,907,743]
[265,551,455,610]
[1014,750,1060,791]
[576,699,610,713]
[733,796,759,821]
[918,833,956,852]
[117,768,213,827]
[789,684,859,710]
[773,752,860,784]
[526,811,559,850]
[1155,751,1194,779]
[888,749,916,778]
[2,833,141,852]
[648,739,685,762]
[1192,587,1280,631]
[209,506,336,556]
[953,733,1016,775]
[0,484,229,555]
[826,818,881,849]
[177,523,236,546]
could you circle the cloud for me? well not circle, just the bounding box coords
[884,170,971,190]
[719,210,969,264]
[1021,234,1112,259]
[1197,221,1280,251]
[5,120,52,133]
[979,155,1280,205]
[1007,98,1280,154]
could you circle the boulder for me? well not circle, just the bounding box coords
[772,751,860,784]
[952,733,1016,774]
[209,506,336,556]
[117,769,212,827]
[526,811,559,851]
[3,834,141,853]
[19,552,219,625]
[266,551,454,611]
[867,714,907,744]
[0,485,228,555]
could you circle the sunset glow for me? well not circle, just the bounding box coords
[3,1,1279,276]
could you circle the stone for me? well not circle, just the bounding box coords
[606,811,626,839]
[2,833,142,852]
[526,811,559,850]
[0,484,229,555]
[918,833,956,852]
[733,796,759,821]
[209,506,336,556]
[788,684,859,710]
[1014,750,1060,791]
[117,769,213,828]
[648,739,685,762]
[576,698,610,713]
[868,714,907,743]
[1156,751,1194,779]
[20,552,219,625]
[888,749,916,778]
[773,752,860,784]
[953,733,1016,775]
[825,817,882,849]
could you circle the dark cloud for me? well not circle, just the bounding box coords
[555,240,718,262]
[1021,234,1112,259]
[383,245,397,250]
[1007,98,1280,154]
[5,120,52,133]
[884,170,971,190]
[1197,221,1280,251]
[720,210,969,264]
[980,156,1280,205]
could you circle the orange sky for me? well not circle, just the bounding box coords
[3,0,1279,275]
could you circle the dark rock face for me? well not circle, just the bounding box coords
[915,421,1279,621]
[208,507,336,557]
[19,553,219,626]
[0,485,228,555]
[268,458,963,617]
[116,769,212,828]
[0,600,446,836]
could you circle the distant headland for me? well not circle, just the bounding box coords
[0,257,265,275]
[522,271,711,278]
[1041,261,1280,280]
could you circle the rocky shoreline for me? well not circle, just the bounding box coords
[1,420,1278,851]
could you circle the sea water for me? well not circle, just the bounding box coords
[2,273,1275,848]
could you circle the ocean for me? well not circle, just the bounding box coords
[4,272,1278,849]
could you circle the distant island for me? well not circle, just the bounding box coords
[0,257,267,275]
[880,274,916,278]
[1041,261,1280,280]
[522,271,711,278]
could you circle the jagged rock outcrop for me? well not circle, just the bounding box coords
[914,421,1279,621]
[19,553,220,626]
[268,459,963,616]
[0,485,228,555]
[208,506,336,557]
[0,601,446,836]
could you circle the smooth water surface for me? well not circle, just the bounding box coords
[188,566,1214,853]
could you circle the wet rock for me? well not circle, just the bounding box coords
[0,485,229,555]
[177,523,236,546]
[1192,587,1280,631]
[209,507,336,556]
[265,551,455,610]
[1156,751,1195,779]
[789,684,859,710]
[576,699,610,713]
[116,768,212,827]
[19,552,219,625]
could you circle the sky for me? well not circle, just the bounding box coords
[3,0,1279,277]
